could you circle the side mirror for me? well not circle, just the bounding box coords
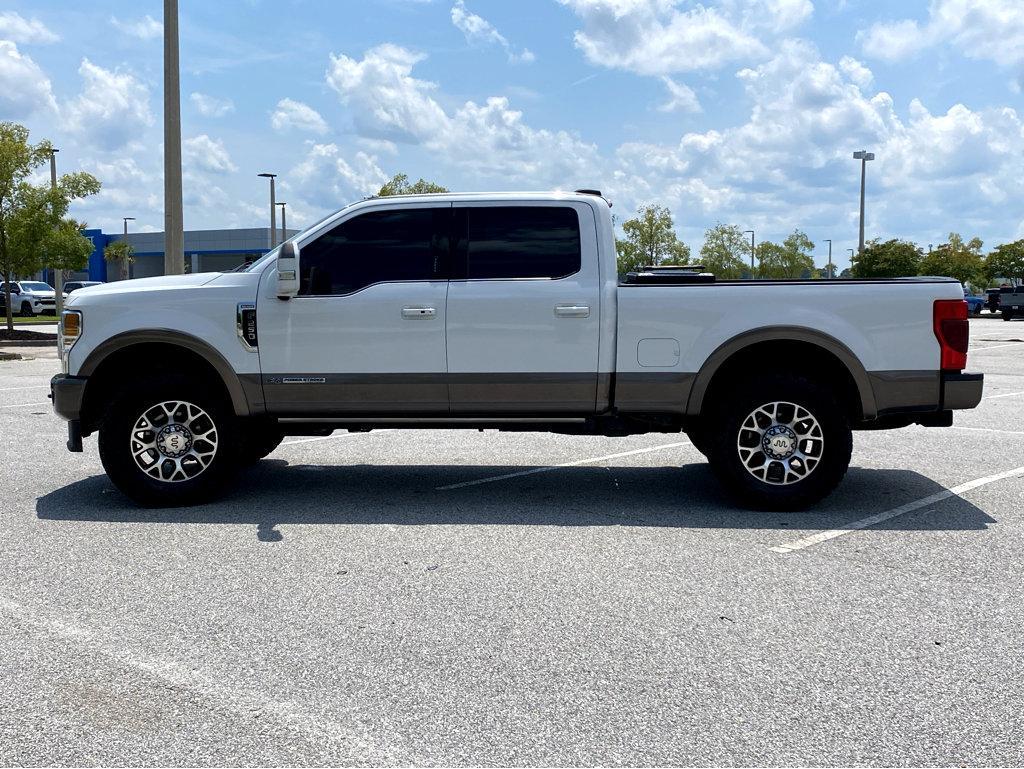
[276,241,299,300]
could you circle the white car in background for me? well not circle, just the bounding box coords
[0,281,62,316]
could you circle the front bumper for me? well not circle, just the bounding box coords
[942,371,983,410]
[50,374,87,421]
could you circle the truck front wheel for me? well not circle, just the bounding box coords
[1003,310,1014,321]
[705,373,852,510]
[98,374,240,506]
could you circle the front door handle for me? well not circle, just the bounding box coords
[402,306,437,319]
[554,304,591,318]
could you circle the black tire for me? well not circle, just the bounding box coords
[973,304,982,316]
[705,373,852,511]
[237,421,284,465]
[98,374,240,506]
[1003,310,1014,321]
[19,301,33,317]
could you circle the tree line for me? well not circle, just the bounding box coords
[615,203,1024,286]
[616,204,824,280]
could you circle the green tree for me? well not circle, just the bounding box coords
[0,122,52,330]
[0,122,100,329]
[850,238,922,278]
[699,223,750,279]
[615,203,691,275]
[377,173,448,196]
[984,240,1024,285]
[757,229,815,279]
[104,238,136,281]
[40,218,94,276]
[919,233,984,287]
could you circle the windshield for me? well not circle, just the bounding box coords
[21,282,52,291]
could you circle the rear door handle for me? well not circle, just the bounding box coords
[554,304,591,318]
[402,306,437,319]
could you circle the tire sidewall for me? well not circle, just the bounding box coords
[99,377,239,506]
[707,374,852,510]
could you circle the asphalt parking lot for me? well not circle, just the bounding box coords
[1,317,1022,766]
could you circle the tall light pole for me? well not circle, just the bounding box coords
[122,217,135,281]
[163,0,184,276]
[277,201,287,244]
[853,150,874,255]
[258,173,277,248]
[49,148,64,315]
[824,238,833,279]
[847,247,854,268]
[743,229,755,276]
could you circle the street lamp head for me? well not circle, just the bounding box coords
[257,172,277,179]
[853,150,875,161]
[123,216,135,221]
[277,201,287,207]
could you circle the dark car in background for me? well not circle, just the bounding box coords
[63,281,104,294]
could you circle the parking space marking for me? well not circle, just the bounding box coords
[0,385,48,392]
[0,401,48,409]
[282,429,392,446]
[950,425,1024,437]
[972,342,1024,351]
[0,595,398,762]
[985,390,1024,400]
[437,441,691,490]
[770,463,1024,554]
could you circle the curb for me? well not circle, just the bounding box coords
[0,339,57,347]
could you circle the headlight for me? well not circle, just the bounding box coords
[58,310,82,372]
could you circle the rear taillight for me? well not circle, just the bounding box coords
[933,299,968,371]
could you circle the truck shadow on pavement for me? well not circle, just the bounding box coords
[36,461,995,543]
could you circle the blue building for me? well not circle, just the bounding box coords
[69,226,297,282]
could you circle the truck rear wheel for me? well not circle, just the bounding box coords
[705,373,852,510]
[1003,310,1014,321]
[98,374,240,506]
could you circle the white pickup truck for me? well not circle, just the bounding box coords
[51,190,983,509]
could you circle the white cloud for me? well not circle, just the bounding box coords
[0,41,57,117]
[838,56,873,90]
[559,0,778,75]
[63,59,153,151]
[325,45,599,184]
[291,143,389,208]
[326,44,449,144]
[271,98,328,135]
[0,11,59,43]
[184,134,237,174]
[450,0,535,63]
[110,14,163,40]
[658,76,701,113]
[859,0,1024,67]
[190,92,235,117]
[608,38,1024,249]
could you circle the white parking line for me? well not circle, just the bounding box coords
[0,401,48,409]
[770,463,1024,554]
[972,342,1024,352]
[0,595,398,761]
[950,425,1024,437]
[282,429,391,446]
[985,390,1024,400]
[437,441,691,490]
[0,385,47,392]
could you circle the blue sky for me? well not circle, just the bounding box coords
[4,0,1024,270]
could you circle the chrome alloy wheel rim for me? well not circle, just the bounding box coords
[736,401,823,486]
[129,400,218,482]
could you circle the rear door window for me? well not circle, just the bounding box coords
[456,206,581,280]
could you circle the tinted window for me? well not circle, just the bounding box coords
[460,206,581,280]
[299,208,449,296]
